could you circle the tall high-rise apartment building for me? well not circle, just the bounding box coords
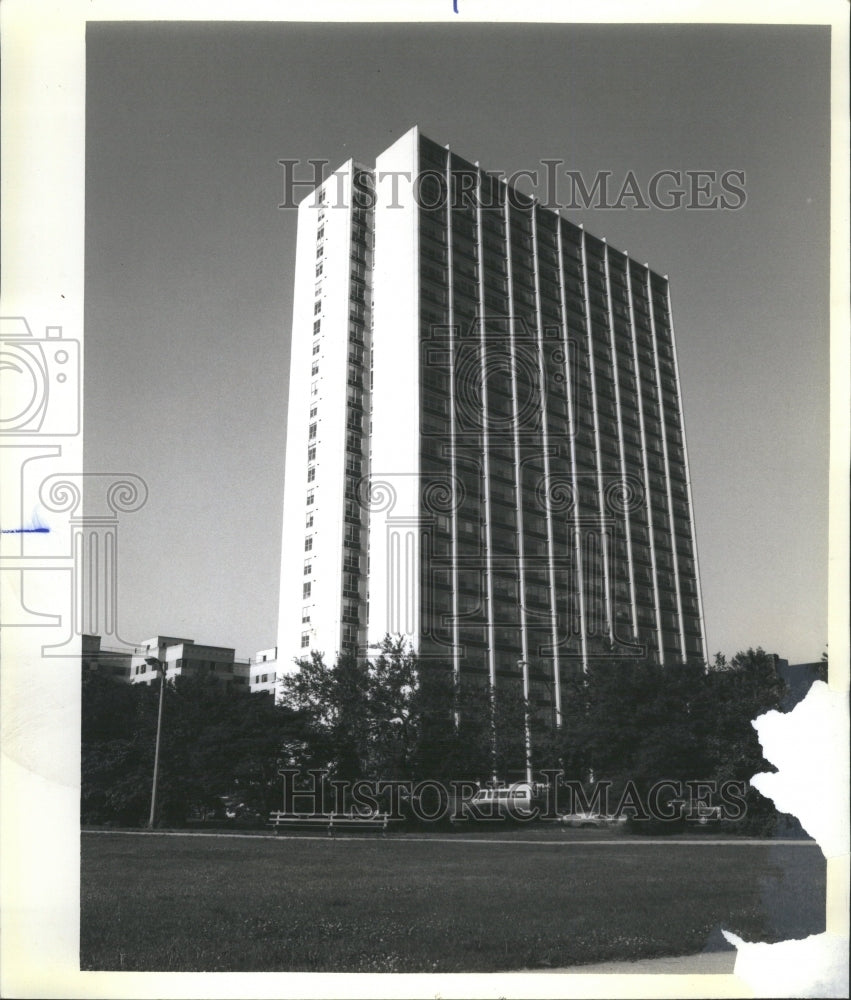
[277,126,707,717]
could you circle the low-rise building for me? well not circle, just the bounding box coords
[82,633,133,681]
[249,647,280,697]
[129,635,251,692]
[776,658,828,711]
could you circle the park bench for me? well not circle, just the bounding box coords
[268,811,400,836]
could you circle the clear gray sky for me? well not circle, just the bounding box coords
[84,22,830,663]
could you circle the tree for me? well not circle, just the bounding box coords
[82,672,308,826]
[558,649,786,800]
[703,648,785,783]
[279,640,540,786]
[148,676,308,823]
[281,639,449,784]
[280,649,374,782]
[365,636,420,779]
[400,659,540,784]
[81,671,161,824]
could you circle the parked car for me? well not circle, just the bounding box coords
[558,811,627,828]
[669,799,722,825]
[220,796,264,826]
[459,782,544,821]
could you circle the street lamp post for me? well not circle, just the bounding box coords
[517,659,533,785]
[489,683,499,786]
[146,656,167,829]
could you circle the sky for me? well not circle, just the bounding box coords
[84,21,831,663]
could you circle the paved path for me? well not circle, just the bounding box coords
[521,950,738,974]
[82,828,818,847]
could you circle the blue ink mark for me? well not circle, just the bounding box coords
[1,509,50,533]
[453,0,458,11]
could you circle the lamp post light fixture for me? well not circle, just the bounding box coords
[517,659,533,786]
[146,655,167,829]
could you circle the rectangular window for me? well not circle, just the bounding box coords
[343,601,359,621]
[303,582,311,597]
[311,362,319,376]
[311,381,319,396]
[307,467,315,482]
[302,607,311,623]
[305,513,314,528]
[303,561,312,575]
[306,491,314,505]
[314,300,322,315]
[317,227,324,241]
[345,499,360,520]
[307,446,316,461]
[315,263,323,277]
[301,635,310,648]
[309,406,318,418]
[345,524,360,544]
[308,423,317,439]
[313,320,321,335]
[313,340,320,354]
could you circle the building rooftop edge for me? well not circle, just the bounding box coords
[295,126,669,279]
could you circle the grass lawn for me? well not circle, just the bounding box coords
[80,830,825,973]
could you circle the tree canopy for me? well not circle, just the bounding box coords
[82,670,307,826]
[83,643,797,831]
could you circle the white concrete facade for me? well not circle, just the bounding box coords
[277,163,372,671]
[249,646,279,696]
[368,128,422,651]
